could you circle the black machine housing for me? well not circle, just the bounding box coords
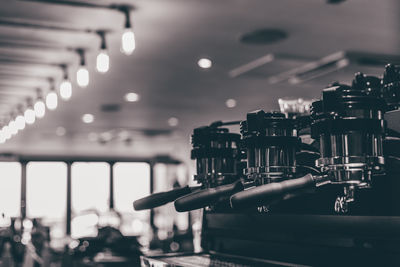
[191,125,242,188]
[142,65,400,266]
[198,66,400,266]
[241,111,300,185]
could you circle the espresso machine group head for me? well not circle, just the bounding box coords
[310,76,387,210]
[191,124,241,189]
[134,63,400,215]
[174,122,244,212]
[231,64,400,213]
[241,110,300,185]
[133,121,243,211]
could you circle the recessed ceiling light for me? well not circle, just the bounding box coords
[100,132,113,142]
[82,113,94,124]
[88,132,98,142]
[56,126,66,136]
[168,117,179,127]
[197,58,212,69]
[125,92,140,102]
[225,98,237,108]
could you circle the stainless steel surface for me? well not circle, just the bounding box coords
[243,115,298,184]
[317,131,385,185]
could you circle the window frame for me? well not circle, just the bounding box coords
[16,157,155,235]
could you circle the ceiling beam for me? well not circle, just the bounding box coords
[0,57,68,69]
[0,40,86,54]
[0,17,112,34]
[18,0,135,11]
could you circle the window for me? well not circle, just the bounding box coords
[71,162,110,214]
[71,162,109,238]
[26,162,67,243]
[113,162,150,236]
[26,162,67,221]
[114,162,150,213]
[0,162,21,219]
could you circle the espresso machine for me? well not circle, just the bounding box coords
[137,64,400,266]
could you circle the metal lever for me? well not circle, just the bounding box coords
[230,174,329,210]
[174,181,245,212]
[133,186,201,210]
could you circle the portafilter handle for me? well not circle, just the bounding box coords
[133,185,201,211]
[230,174,329,210]
[174,181,245,212]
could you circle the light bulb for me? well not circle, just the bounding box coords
[76,67,89,88]
[24,108,36,125]
[2,126,11,140]
[9,120,18,135]
[96,50,109,73]
[124,92,140,102]
[82,113,94,124]
[59,80,72,100]
[16,115,25,130]
[46,92,58,110]
[197,58,212,69]
[34,100,46,118]
[121,29,135,55]
[0,131,5,144]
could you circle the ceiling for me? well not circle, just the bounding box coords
[0,0,399,162]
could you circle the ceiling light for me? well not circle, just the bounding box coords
[8,120,18,136]
[96,50,109,73]
[56,126,66,136]
[0,132,5,144]
[24,98,36,125]
[34,100,46,118]
[100,132,113,142]
[167,117,179,127]
[60,66,72,100]
[77,67,89,88]
[197,58,212,69]
[15,105,26,130]
[60,80,72,100]
[34,89,46,118]
[225,98,237,108]
[121,8,135,55]
[125,92,140,102]
[76,49,89,88]
[88,132,98,142]
[46,83,58,111]
[82,113,94,124]
[122,29,135,55]
[16,114,25,130]
[24,108,35,125]
[96,31,110,73]
[2,126,11,140]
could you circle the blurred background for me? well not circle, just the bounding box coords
[0,0,398,266]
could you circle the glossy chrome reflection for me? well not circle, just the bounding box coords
[241,110,299,185]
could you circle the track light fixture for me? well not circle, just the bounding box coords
[24,98,36,125]
[120,6,135,55]
[0,125,5,143]
[8,113,18,136]
[15,105,26,130]
[34,89,46,118]
[96,31,109,73]
[0,3,139,142]
[2,124,11,141]
[59,65,72,100]
[46,78,58,110]
[76,49,89,88]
